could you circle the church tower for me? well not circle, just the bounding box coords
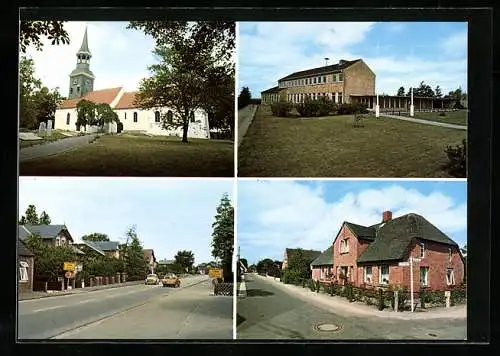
[68,26,95,99]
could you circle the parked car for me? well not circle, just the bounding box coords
[145,274,160,285]
[162,273,181,288]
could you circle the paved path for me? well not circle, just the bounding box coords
[381,114,467,130]
[19,275,224,339]
[237,274,466,340]
[51,276,232,340]
[19,134,100,162]
[238,105,258,147]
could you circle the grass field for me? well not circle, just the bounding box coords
[238,106,466,178]
[412,110,468,126]
[19,131,70,148]
[20,134,234,177]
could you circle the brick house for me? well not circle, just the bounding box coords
[332,211,465,292]
[261,59,375,105]
[282,248,322,270]
[18,239,35,294]
[18,224,85,255]
[311,246,334,282]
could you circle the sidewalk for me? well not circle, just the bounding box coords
[238,105,258,147]
[257,274,466,320]
[381,114,467,130]
[19,280,144,301]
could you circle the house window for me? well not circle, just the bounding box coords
[338,73,344,81]
[448,247,452,262]
[446,268,455,285]
[133,112,138,122]
[379,265,389,285]
[19,261,29,282]
[420,266,429,287]
[338,92,343,104]
[66,113,70,125]
[340,238,349,253]
[323,76,326,83]
[155,111,160,123]
[190,111,195,122]
[167,110,173,124]
[313,77,317,84]
[363,266,373,283]
[55,237,61,246]
[419,242,425,258]
[332,74,337,82]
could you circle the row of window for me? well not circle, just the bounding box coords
[65,111,197,125]
[279,73,344,88]
[287,92,343,104]
[361,265,456,286]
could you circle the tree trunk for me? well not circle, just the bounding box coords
[182,117,189,143]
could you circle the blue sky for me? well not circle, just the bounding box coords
[238,22,467,98]
[19,177,234,264]
[237,180,467,265]
[25,22,158,96]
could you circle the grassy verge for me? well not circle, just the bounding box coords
[411,110,468,126]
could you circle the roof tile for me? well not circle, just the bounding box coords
[59,87,123,109]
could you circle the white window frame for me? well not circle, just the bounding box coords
[379,265,389,285]
[19,261,29,282]
[340,238,349,253]
[419,242,425,258]
[420,266,429,287]
[364,266,373,283]
[446,268,455,285]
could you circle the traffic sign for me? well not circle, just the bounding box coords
[398,262,410,266]
[208,268,223,279]
[63,262,76,271]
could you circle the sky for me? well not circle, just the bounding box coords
[24,21,158,96]
[238,22,467,98]
[19,177,234,264]
[237,180,467,265]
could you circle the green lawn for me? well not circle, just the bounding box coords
[412,110,468,126]
[238,106,466,178]
[20,134,234,177]
[19,131,71,148]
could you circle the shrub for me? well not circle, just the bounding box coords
[450,287,467,305]
[389,285,408,311]
[270,102,293,117]
[315,280,321,293]
[338,103,369,115]
[443,139,466,177]
[378,288,385,310]
[308,279,316,292]
[454,102,465,109]
[439,112,446,117]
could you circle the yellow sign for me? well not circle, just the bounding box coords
[208,268,223,279]
[63,262,76,271]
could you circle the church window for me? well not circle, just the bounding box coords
[66,113,70,125]
[70,88,73,94]
[190,111,195,123]
[124,112,127,120]
[77,86,80,92]
[133,112,138,122]
[155,111,160,123]
[167,110,173,124]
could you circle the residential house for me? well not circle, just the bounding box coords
[282,248,322,270]
[144,249,157,274]
[18,224,85,255]
[311,246,334,282]
[83,240,121,258]
[332,211,465,292]
[261,58,455,111]
[18,239,35,294]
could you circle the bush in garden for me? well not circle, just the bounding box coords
[308,279,316,292]
[315,280,321,293]
[389,285,408,311]
[337,103,369,115]
[443,139,466,177]
[295,98,320,117]
[378,288,385,310]
[270,101,293,117]
[439,112,446,117]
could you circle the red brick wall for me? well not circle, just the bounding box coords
[312,266,334,281]
[333,224,362,283]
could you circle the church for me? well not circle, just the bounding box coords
[54,28,210,139]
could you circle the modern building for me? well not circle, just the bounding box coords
[261,58,456,112]
[331,211,465,292]
[54,27,210,138]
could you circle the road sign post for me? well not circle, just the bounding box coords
[409,256,422,312]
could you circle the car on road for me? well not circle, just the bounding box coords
[145,274,160,285]
[162,274,181,288]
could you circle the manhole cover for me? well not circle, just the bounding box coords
[314,323,342,332]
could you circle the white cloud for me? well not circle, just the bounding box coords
[442,29,468,57]
[238,181,467,263]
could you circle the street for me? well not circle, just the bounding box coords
[19,275,233,339]
[237,274,466,340]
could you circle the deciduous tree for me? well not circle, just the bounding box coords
[39,211,51,225]
[81,233,110,242]
[397,86,405,96]
[122,226,147,281]
[174,250,195,272]
[76,99,96,130]
[20,21,70,53]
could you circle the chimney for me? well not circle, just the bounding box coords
[382,211,392,222]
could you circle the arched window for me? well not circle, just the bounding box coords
[190,111,195,123]
[155,111,160,123]
[167,110,173,124]
[66,113,70,125]
[133,112,138,122]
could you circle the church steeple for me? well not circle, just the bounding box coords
[68,26,95,99]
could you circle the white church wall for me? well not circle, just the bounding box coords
[54,108,78,131]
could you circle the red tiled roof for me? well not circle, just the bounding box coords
[58,87,123,109]
[114,91,138,109]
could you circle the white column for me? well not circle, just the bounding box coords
[375,94,380,118]
[410,87,415,117]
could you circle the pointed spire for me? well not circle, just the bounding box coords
[78,26,91,54]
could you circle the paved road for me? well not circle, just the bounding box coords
[19,275,232,339]
[237,274,466,340]
[381,114,467,130]
[19,134,99,162]
[238,105,258,146]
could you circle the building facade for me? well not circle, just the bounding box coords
[54,27,210,139]
[330,211,465,292]
[311,246,334,282]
